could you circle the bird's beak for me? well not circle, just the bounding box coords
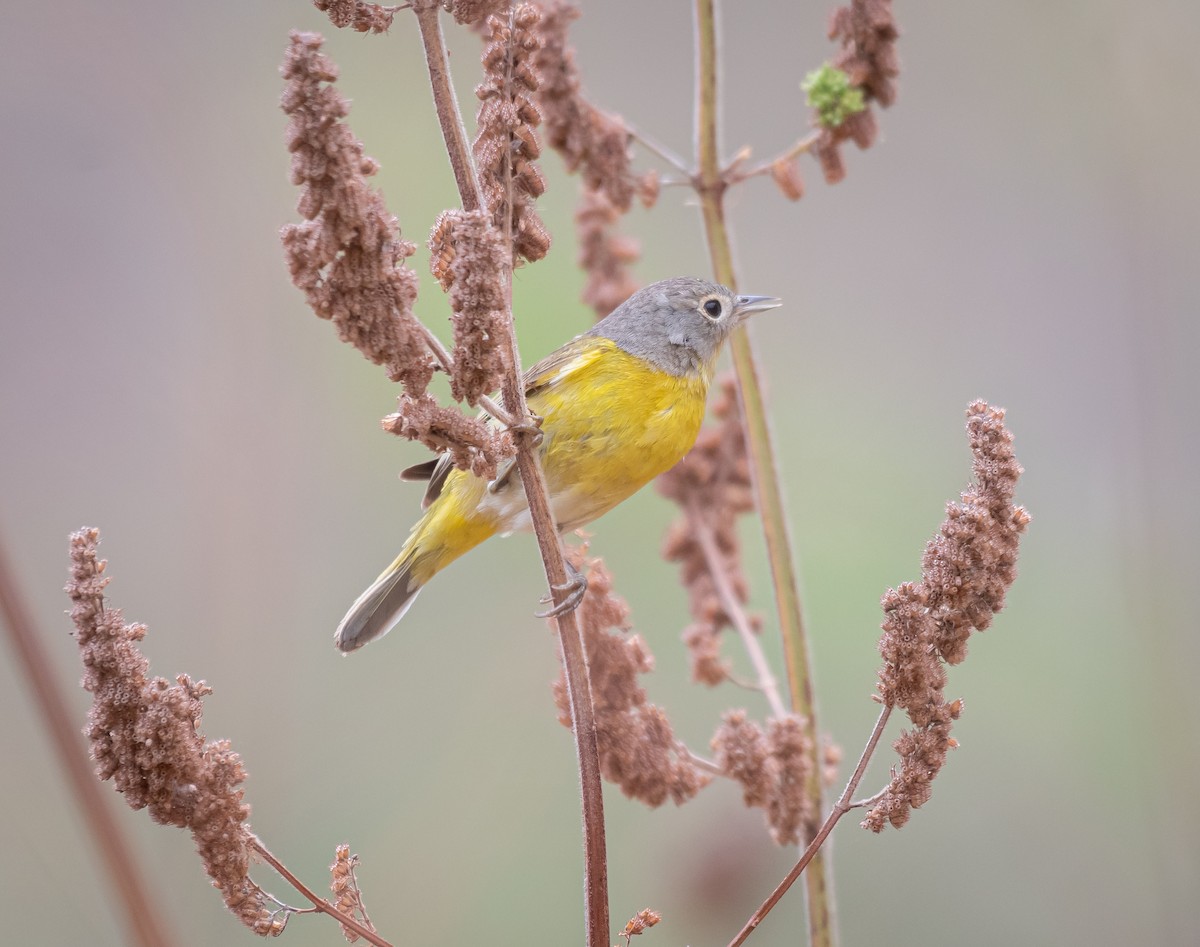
[734,294,783,317]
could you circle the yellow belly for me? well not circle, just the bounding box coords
[534,343,710,531]
[403,340,710,584]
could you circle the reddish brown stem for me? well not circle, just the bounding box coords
[251,838,394,947]
[727,705,893,947]
[412,6,609,945]
[0,533,176,947]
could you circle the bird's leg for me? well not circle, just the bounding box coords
[535,557,588,619]
[506,412,544,447]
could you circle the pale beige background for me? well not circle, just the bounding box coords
[1,2,1195,945]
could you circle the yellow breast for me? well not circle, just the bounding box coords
[531,339,710,531]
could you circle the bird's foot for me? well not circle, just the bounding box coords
[507,414,544,448]
[535,559,588,619]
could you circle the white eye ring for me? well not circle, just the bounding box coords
[701,297,724,320]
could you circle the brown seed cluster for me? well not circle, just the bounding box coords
[474,6,551,264]
[552,554,709,807]
[815,0,899,183]
[864,401,1029,832]
[443,0,508,25]
[575,186,641,320]
[618,908,663,945]
[330,844,375,943]
[533,1,643,212]
[280,31,434,392]
[658,377,757,685]
[383,392,512,480]
[67,529,281,936]
[428,209,509,405]
[313,0,397,34]
[712,711,815,846]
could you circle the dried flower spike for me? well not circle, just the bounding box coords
[534,1,639,210]
[811,0,899,183]
[67,528,280,935]
[658,377,757,684]
[383,392,513,480]
[712,710,815,845]
[474,5,551,264]
[619,908,663,945]
[427,209,509,405]
[552,553,708,807]
[314,0,398,34]
[330,844,375,943]
[575,186,641,320]
[865,401,1028,832]
[280,31,434,392]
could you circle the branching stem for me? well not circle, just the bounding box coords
[693,1,831,943]
[412,6,609,946]
[727,705,893,947]
[251,838,393,947]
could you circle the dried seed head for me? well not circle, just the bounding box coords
[534,1,639,210]
[383,393,513,479]
[576,186,641,320]
[658,377,756,684]
[428,210,510,405]
[68,529,277,934]
[866,401,1028,832]
[280,32,433,391]
[552,553,709,807]
[314,0,397,34]
[474,6,551,265]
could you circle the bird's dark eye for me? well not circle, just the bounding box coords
[703,298,723,319]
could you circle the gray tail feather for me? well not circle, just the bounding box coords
[334,561,422,653]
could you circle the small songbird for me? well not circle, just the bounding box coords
[335,277,781,652]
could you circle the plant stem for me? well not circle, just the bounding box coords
[413,6,609,945]
[726,706,892,947]
[412,1,480,212]
[688,503,787,719]
[693,1,832,944]
[251,838,394,947]
[0,533,176,947]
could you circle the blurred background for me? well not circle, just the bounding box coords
[2,2,1196,945]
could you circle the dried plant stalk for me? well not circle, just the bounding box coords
[575,185,640,320]
[474,5,551,264]
[67,529,281,937]
[280,31,433,391]
[552,553,709,807]
[812,0,899,183]
[533,0,642,211]
[428,209,510,405]
[658,377,756,686]
[864,400,1029,831]
[313,0,399,34]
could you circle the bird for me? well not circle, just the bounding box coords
[335,276,781,652]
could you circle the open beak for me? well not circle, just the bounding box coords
[734,294,783,317]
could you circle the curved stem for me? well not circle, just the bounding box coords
[693,1,832,944]
[726,706,892,947]
[251,838,393,947]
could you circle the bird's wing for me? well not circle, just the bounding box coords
[521,334,599,398]
[402,335,600,508]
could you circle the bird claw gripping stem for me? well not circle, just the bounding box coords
[535,559,588,618]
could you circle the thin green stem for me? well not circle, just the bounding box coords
[693,1,832,945]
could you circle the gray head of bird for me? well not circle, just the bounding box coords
[589,276,782,376]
